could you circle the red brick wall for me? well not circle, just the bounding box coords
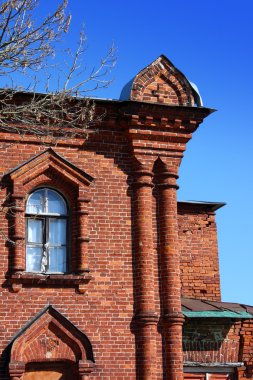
[178,203,221,301]
[0,138,224,379]
[0,94,231,379]
[0,131,140,379]
[0,136,225,379]
[237,319,253,379]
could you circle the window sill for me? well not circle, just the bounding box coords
[9,272,93,294]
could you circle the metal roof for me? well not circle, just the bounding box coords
[178,201,226,212]
[182,297,253,319]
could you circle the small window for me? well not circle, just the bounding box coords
[25,188,68,273]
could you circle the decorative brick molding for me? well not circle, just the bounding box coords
[9,305,95,379]
[2,148,94,292]
[128,55,198,106]
[9,272,93,293]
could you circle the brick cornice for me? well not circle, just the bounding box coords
[111,102,214,162]
[96,98,213,127]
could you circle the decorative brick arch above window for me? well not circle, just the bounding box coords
[3,148,94,293]
[9,305,95,379]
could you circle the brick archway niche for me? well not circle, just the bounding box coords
[8,306,95,380]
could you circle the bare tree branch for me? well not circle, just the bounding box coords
[0,0,116,145]
[0,0,116,248]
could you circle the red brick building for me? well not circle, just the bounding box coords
[1,55,253,380]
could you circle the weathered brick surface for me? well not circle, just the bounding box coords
[183,318,253,379]
[183,319,241,364]
[178,203,221,301]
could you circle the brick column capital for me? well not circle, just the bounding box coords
[131,158,154,188]
[156,171,179,189]
[135,312,159,326]
[132,170,154,187]
[154,157,179,188]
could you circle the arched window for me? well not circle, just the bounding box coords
[25,188,68,273]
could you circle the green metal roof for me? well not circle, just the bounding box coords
[182,298,253,319]
[183,310,253,319]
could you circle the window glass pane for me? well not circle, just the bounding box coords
[27,219,43,243]
[26,189,45,214]
[48,247,66,273]
[47,190,67,215]
[26,247,43,272]
[26,189,67,215]
[49,219,66,245]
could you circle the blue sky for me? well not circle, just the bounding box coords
[75,0,252,305]
[18,1,253,304]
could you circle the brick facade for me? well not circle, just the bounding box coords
[0,55,252,379]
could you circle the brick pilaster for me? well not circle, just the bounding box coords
[131,160,158,380]
[76,197,90,274]
[11,193,25,272]
[156,159,184,380]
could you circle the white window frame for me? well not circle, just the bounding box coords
[25,188,69,274]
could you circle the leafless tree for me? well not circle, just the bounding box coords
[0,1,116,247]
[0,0,116,145]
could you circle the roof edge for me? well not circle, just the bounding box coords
[183,310,253,319]
[178,201,226,212]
